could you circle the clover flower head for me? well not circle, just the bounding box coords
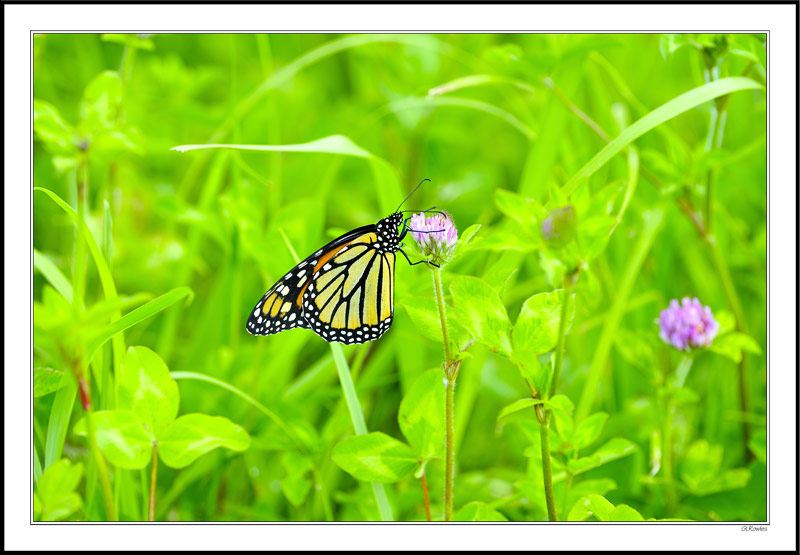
[409,211,458,266]
[658,297,719,351]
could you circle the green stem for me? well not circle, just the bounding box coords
[432,267,452,362]
[72,159,88,314]
[421,471,432,522]
[432,266,457,521]
[149,443,158,521]
[549,284,572,398]
[444,375,455,521]
[539,420,558,521]
[84,408,117,521]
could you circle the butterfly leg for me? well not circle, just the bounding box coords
[398,248,440,268]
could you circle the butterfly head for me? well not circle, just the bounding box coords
[375,212,404,252]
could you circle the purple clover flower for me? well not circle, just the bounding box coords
[658,297,719,351]
[409,211,458,266]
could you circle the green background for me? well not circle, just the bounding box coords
[33,33,766,522]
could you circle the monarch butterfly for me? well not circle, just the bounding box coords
[246,181,440,345]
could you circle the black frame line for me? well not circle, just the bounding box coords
[28,25,776,527]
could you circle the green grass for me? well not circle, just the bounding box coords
[33,33,766,522]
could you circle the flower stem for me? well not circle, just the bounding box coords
[536,280,574,522]
[549,285,572,398]
[539,419,558,521]
[431,266,456,521]
[421,471,432,522]
[444,375,455,521]
[149,443,158,521]
[432,267,452,362]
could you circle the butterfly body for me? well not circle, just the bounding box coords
[246,212,405,345]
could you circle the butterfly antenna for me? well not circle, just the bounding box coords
[395,178,431,213]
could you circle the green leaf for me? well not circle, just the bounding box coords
[568,438,637,475]
[497,398,544,422]
[74,410,153,469]
[84,287,193,361]
[548,394,575,444]
[33,249,73,304]
[561,77,763,198]
[714,310,736,335]
[748,428,766,464]
[36,459,83,521]
[512,290,573,358]
[281,473,312,507]
[389,96,535,140]
[44,373,77,469]
[34,367,65,398]
[451,223,482,262]
[567,494,615,521]
[33,99,77,155]
[331,432,418,483]
[610,504,646,521]
[494,189,548,228]
[450,276,512,356]
[79,71,122,133]
[679,440,751,496]
[173,134,376,157]
[170,371,298,449]
[118,346,179,438]
[659,34,691,59]
[572,412,608,449]
[172,134,404,217]
[281,451,313,506]
[402,296,456,350]
[158,413,251,469]
[514,353,550,392]
[454,501,508,521]
[398,368,445,459]
[568,494,647,522]
[710,332,762,363]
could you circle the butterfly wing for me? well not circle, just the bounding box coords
[246,226,374,336]
[301,230,396,344]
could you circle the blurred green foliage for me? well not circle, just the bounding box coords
[33,33,766,522]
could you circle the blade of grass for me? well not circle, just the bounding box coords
[84,287,194,362]
[33,248,74,304]
[575,208,665,422]
[179,34,450,196]
[427,73,537,97]
[44,372,78,469]
[173,135,404,224]
[559,77,763,199]
[388,96,535,141]
[34,187,126,381]
[330,344,394,521]
[170,370,300,450]
[33,443,43,486]
[281,233,394,521]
